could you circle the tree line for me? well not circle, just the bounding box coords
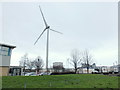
[68,49,93,74]
[19,49,94,74]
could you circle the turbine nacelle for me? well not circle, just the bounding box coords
[46,26,50,29]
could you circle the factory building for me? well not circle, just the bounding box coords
[0,43,16,76]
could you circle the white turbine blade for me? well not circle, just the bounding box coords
[34,28,47,45]
[39,5,48,27]
[50,29,63,34]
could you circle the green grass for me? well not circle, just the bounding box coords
[2,74,119,88]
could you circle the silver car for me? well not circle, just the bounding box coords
[38,72,52,76]
[25,72,36,76]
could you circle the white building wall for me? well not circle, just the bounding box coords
[0,55,11,66]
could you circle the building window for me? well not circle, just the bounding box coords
[0,46,11,56]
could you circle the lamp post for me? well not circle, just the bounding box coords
[36,59,40,74]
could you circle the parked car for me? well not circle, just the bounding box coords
[92,70,99,74]
[38,72,52,76]
[25,72,36,76]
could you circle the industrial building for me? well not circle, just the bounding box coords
[0,43,16,76]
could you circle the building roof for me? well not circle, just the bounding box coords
[10,66,23,68]
[0,43,16,48]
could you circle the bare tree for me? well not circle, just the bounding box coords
[19,54,35,72]
[33,56,44,74]
[68,49,82,74]
[26,59,34,70]
[82,50,93,74]
[19,53,28,75]
[19,54,44,74]
[19,53,28,66]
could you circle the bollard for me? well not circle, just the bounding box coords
[24,83,26,88]
[49,82,51,87]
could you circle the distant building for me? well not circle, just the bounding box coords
[77,63,97,73]
[9,66,23,76]
[77,67,94,74]
[118,64,120,73]
[0,43,16,76]
[53,62,64,72]
[110,64,120,74]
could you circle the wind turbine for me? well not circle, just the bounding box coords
[34,5,62,73]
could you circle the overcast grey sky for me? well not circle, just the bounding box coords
[0,2,118,68]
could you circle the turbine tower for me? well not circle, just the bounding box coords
[34,5,62,73]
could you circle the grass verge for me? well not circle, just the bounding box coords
[2,74,119,88]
